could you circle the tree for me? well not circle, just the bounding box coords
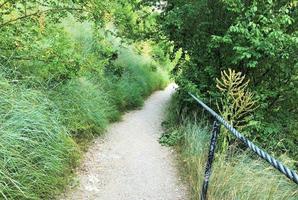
[148,0,298,159]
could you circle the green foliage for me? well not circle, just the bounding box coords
[13,25,80,85]
[109,47,169,109]
[159,129,183,146]
[159,93,184,146]
[0,43,168,199]
[150,0,298,160]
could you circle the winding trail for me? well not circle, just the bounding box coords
[61,84,187,200]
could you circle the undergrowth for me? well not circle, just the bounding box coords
[161,95,298,200]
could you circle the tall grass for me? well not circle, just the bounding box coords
[51,78,119,140]
[108,47,168,109]
[0,78,79,199]
[163,97,298,200]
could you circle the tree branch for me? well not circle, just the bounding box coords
[0,7,87,28]
[0,0,9,9]
[1,54,47,62]
[0,11,41,28]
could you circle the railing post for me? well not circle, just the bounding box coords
[200,121,220,200]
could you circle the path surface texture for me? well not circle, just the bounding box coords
[62,84,187,200]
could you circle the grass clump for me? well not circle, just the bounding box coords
[0,78,79,200]
[51,77,119,141]
[108,48,168,110]
[161,96,298,200]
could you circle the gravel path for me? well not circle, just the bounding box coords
[61,84,187,200]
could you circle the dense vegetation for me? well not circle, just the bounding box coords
[0,1,171,199]
[148,0,298,159]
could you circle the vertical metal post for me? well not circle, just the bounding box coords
[200,121,220,200]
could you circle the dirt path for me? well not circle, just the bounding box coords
[61,84,187,200]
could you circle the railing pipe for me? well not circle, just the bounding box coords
[189,93,298,185]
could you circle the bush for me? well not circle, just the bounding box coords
[50,45,169,142]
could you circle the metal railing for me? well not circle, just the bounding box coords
[188,93,298,200]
